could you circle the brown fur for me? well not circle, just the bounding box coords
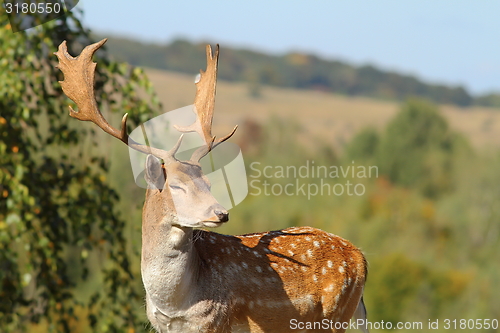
[190,227,367,332]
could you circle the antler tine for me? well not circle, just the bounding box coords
[173,44,238,162]
[55,39,177,163]
[190,126,238,162]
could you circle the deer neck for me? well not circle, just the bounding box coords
[141,193,200,314]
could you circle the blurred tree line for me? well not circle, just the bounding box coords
[103,36,500,108]
[0,10,160,333]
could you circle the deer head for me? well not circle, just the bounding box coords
[143,154,229,228]
[54,39,237,228]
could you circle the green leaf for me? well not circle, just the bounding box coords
[6,213,20,225]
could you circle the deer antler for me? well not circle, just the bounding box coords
[174,45,237,161]
[54,39,179,163]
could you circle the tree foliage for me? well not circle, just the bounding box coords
[0,11,160,333]
[345,98,469,198]
[344,127,379,163]
[378,99,470,197]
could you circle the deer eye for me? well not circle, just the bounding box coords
[169,184,186,193]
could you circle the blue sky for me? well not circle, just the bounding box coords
[79,1,500,95]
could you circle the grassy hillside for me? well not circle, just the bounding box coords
[145,68,500,150]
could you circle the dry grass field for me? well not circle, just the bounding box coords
[146,68,500,151]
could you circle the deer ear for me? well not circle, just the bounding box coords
[145,155,166,189]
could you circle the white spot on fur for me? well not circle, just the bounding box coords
[256,266,262,273]
[312,274,318,282]
[251,278,263,286]
[322,267,327,275]
[307,249,314,258]
[313,241,320,247]
[266,276,280,284]
[341,280,348,294]
[292,294,315,307]
[324,284,334,292]
[339,266,345,274]
[327,260,333,268]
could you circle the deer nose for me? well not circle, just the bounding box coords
[214,210,229,222]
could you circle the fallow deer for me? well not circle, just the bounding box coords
[55,39,369,333]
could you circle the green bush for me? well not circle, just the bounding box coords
[375,98,469,198]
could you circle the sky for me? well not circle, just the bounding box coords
[78,1,500,95]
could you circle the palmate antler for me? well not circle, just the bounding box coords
[54,38,236,163]
[175,44,237,161]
